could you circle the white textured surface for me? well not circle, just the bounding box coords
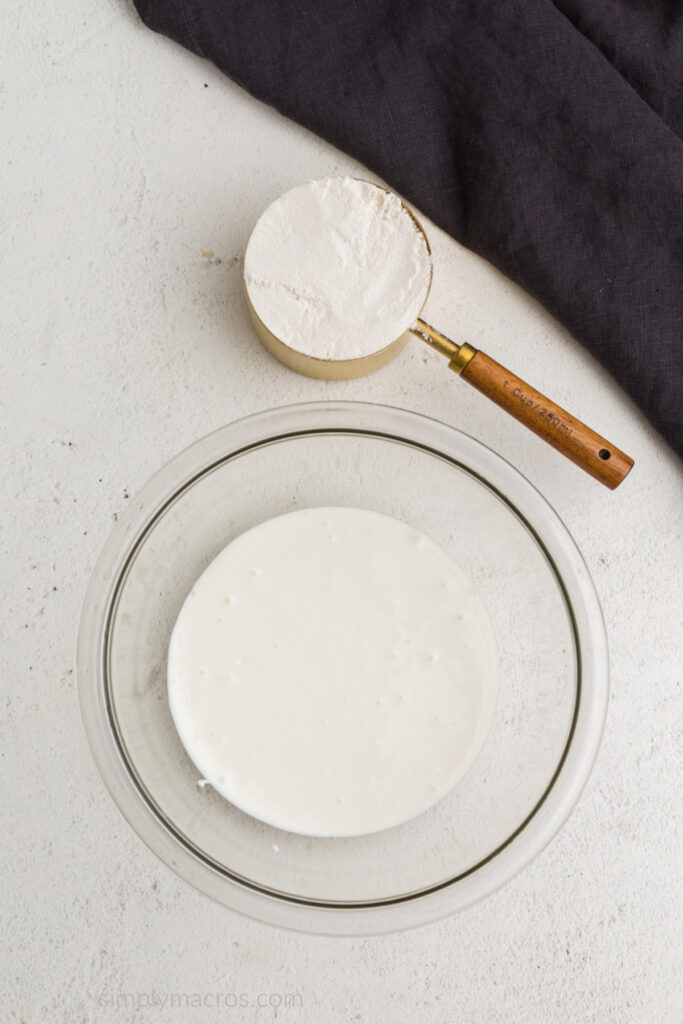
[1,1,681,1021]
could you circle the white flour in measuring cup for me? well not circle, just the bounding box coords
[244,177,432,361]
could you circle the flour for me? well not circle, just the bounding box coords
[244,177,432,361]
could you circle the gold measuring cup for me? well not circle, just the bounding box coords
[245,184,633,489]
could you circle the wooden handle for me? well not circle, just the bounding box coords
[460,350,634,488]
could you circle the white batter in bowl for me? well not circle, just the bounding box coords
[168,507,497,837]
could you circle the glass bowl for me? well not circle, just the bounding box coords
[77,402,608,935]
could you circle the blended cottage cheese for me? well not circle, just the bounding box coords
[168,507,497,837]
[244,177,432,361]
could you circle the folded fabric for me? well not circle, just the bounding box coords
[133,0,683,454]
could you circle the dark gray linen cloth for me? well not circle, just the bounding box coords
[133,0,683,453]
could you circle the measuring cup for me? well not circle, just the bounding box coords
[244,181,633,489]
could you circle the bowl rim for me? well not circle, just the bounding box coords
[77,401,608,935]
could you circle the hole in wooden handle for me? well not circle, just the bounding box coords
[598,449,611,461]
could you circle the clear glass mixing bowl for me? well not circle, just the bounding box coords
[77,402,608,934]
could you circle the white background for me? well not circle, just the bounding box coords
[2,1,681,1021]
